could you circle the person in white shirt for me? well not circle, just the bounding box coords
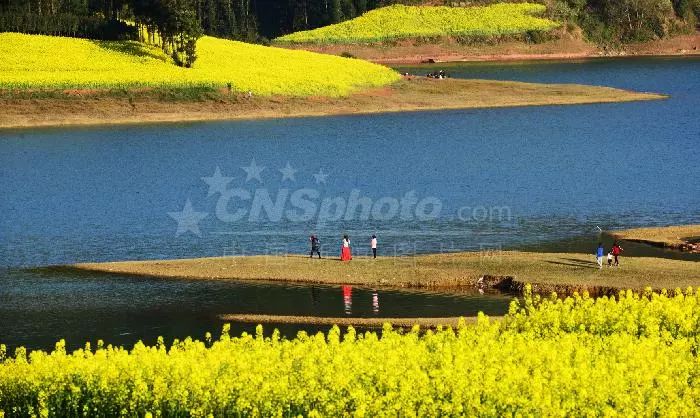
[371,235,377,259]
[341,235,352,261]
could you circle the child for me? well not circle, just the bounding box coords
[607,252,613,267]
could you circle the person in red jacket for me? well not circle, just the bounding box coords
[611,242,623,266]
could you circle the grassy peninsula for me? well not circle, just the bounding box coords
[613,225,700,251]
[69,251,700,295]
[0,32,666,129]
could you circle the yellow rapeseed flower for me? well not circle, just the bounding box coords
[276,3,559,44]
[0,33,400,96]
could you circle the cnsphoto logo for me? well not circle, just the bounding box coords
[168,160,443,236]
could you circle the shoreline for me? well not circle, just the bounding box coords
[613,225,700,253]
[373,50,700,65]
[282,33,700,65]
[218,314,492,328]
[67,251,700,297]
[0,78,664,130]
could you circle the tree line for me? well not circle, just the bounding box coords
[1,0,698,64]
[0,0,418,65]
[456,0,699,44]
[0,0,417,41]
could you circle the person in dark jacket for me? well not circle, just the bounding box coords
[309,235,321,259]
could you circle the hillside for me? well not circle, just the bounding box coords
[274,3,700,63]
[275,3,559,44]
[0,30,667,129]
[0,33,400,97]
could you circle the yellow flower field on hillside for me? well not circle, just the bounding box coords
[276,3,559,44]
[0,33,400,96]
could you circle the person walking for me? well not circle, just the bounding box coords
[371,234,378,259]
[341,235,352,261]
[612,242,623,266]
[309,235,321,259]
[595,243,605,269]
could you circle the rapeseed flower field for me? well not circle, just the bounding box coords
[276,3,560,44]
[0,33,400,96]
[2,287,700,416]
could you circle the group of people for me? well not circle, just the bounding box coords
[596,241,624,269]
[309,234,378,261]
[426,70,448,79]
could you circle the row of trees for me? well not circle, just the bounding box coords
[0,0,416,41]
[2,0,698,61]
[541,0,699,43]
[0,0,413,66]
[462,0,699,43]
[0,0,255,66]
[0,0,135,39]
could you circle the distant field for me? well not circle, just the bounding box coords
[275,3,559,44]
[0,33,400,96]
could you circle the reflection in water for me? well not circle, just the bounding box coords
[343,285,352,315]
[372,291,380,315]
[1,269,514,351]
[310,286,320,309]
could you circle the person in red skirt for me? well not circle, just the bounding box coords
[340,235,352,261]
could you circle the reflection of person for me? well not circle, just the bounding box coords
[343,285,352,315]
[309,235,321,259]
[341,235,352,261]
[612,242,623,266]
[371,235,377,259]
[596,243,604,269]
[310,286,320,310]
[372,291,379,314]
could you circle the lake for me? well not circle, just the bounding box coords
[1,57,698,350]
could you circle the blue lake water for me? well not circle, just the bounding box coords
[1,57,698,350]
[2,57,699,267]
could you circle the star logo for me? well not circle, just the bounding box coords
[242,159,265,183]
[201,166,234,197]
[313,168,329,184]
[168,199,208,236]
[279,162,297,182]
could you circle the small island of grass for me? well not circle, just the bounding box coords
[613,225,700,252]
[68,251,700,295]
